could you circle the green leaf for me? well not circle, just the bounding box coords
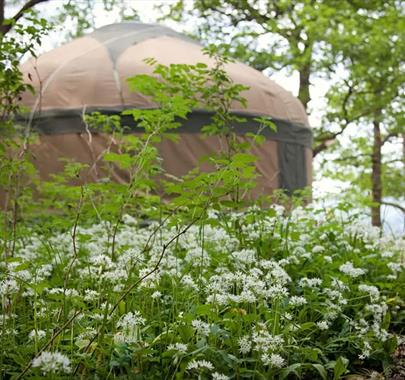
[14,262,31,271]
[103,152,133,169]
[279,363,302,380]
[312,364,327,380]
[253,116,277,132]
[333,356,349,380]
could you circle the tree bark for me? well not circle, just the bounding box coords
[298,63,311,111]
[371,117,382,227]
[0,0,4,32]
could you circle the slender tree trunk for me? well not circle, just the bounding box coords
[0,0,5,33]
[298,62,311,111]
[371,118,382,227]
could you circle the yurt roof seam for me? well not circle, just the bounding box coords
[89,22,199,64]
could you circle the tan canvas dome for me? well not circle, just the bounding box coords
[18,22,312,196]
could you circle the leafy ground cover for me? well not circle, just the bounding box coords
[1,205,404,379]
[1,38,404,379]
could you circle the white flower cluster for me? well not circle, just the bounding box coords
[212,372,230,380]
[298,277,323,288]
[116,311,146,343]
[316,321,330,330]
[0,279,19,297]
[192,319,211,336]
[186,359,214,371]
[289,295,307,306]
[28,329,46,340]
[339,261,366,277]
[261,353,286,368]
[167,342,188,354]
[32,351,71,374]
[4,206,403,378]
[238,335,252,354]
[252,324,284,352]
[358,284,380,301]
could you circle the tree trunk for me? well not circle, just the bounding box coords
[0,0,4,33]
[298,63,311,112]
[371,118,382,227]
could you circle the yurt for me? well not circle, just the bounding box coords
[18,22,312,197]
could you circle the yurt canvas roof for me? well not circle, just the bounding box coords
[18,22,312,195]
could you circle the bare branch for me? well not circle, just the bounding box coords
[313,95,374,157]
[334,153,371,163]
[382,131,399,146]
[312,128,347,157]
[381,201,405,214]
[0,0,50,35]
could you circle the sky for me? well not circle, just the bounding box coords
[8,0,404,233]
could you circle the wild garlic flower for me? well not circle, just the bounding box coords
[83,289,99,302]
[36,264,53,279]
[339,262,366,277]
[312,245,325,253]
[151,290,162,299]
[191,319,211,336]
[212,372,230,380]
[181,275,198,290]
[28,329,46,340]
[116,311,146,343]
[289,295,307,306]
[299,277,323,288]
[32,351,71,374]
[387,262,402,273]
[232,249,256,265]
[264,263,291,285]
[359,341,372,359]
[316,321,330,330]
[117,311,146,330]
[167,343,188,354]
[358,284,380,301]
[90,253,114,268]
[48,288,79,297]
[185,247,211,266]
[0,279,19,296]
[261,353,286,368]
[252,327,284,352]
[76,327,97,341]
[266,284,289,299]
[238,335,252,354]
[186,359,214,371]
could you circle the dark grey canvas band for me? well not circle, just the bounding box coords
[16,108,312,148]
[278,141,307,194]
[15,108,311,192]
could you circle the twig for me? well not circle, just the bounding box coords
[381,201,405,214]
